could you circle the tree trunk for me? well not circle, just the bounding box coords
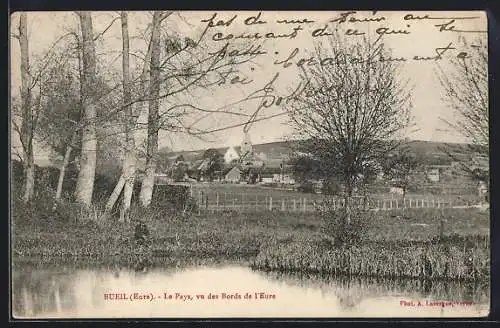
[104,12,137,220]
[74,12,97,206]
[23,161,35,203]
[19,13,35,203]
[55,132,78,204]
[126,24,152,214]
[121,162,135,221]
[120,12,136,222]
[55,145,72,200]
[344,178,353,225]
[105,174,126,214]
[52,144,72,211]
[139,11,162,208]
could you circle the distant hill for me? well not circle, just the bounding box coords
[160,139,481,167]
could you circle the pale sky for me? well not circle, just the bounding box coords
[10,11,488,156]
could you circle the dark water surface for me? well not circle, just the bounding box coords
[11,261,489,318]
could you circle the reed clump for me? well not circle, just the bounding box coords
[252,237,489,282]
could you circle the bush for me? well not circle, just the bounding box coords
[131,183,194,213]
[322,179,341,195]
[11,184,90,225]
[318,199,371,247]
[125,193,198,223]
[11,159,119,204]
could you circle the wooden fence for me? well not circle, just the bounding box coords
[191,190,477,213]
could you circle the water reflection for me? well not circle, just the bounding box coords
[13,267,78,318]
[12,262,489,318]
[259,270,489,313]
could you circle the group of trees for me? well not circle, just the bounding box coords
[155,148,224,182]
[199,148,225,181]
[12,11,259,221]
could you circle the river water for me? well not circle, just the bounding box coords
[11,263,489,318]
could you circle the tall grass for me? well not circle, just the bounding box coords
[252,236,489,282]
[250,203,489,282]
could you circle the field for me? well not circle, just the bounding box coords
[185,183,484,212]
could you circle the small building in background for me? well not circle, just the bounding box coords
[478,180,489,202]
[224,147,240,164]
[426,168,440,182]
[260,174,274,184]
[155,173,171,185]
[282,174,295,185]
[224,167,241,183]
[390,186,404,195]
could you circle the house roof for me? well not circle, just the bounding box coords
[224,146,239,156]
[224,147,240,164]
[197,158,211,171]
[224,166,240,176]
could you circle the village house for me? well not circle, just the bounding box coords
[197,158,210,172]
[224,147,239,165]
[478,180,489,202]
[281,174,295,185]
[260,174,274,184]
[224,167,241,183]
[390,186,405,195]
[220,136,267,183]
[155,173,171,185]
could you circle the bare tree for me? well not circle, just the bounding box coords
[74,12,98,206]
[12,13,64,202]
[36,63,81,202]
[120,20,155,215]
[437,37,488,186]
[438,37,488,153]
[51,33,83,203]
[34,34,119,205]
[286,35,412,223]
[119,12,136,222]
[12,17,85,205]
[138,11,162,208]
[104,12,136,219]
[16,13,35,203]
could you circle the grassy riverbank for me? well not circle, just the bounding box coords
[12,199,490,282]
[252,236,489,282]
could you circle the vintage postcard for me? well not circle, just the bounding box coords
[10,10,490,318]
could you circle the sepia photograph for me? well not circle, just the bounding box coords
[9,10,490,318]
